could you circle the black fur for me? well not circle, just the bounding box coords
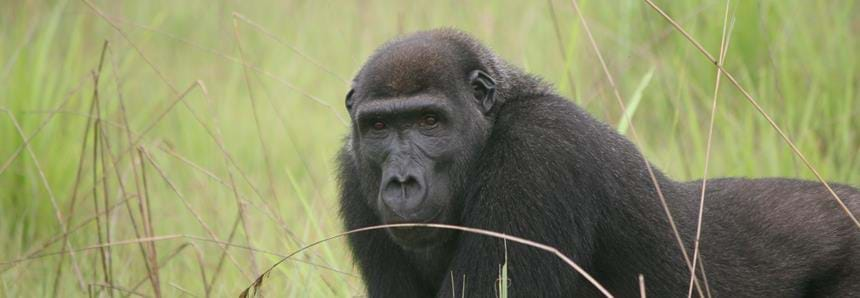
[337,29,860,297]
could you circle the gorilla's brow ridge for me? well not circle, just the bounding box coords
[354,96,450,121]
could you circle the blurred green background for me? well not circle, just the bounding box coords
[1,0,857,296]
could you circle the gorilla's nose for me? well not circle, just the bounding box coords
[380,175,426,219]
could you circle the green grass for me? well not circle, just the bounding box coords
[1,0,858,296]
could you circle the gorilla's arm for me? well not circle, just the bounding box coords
[436,225,602,297]
[345,223,429,297]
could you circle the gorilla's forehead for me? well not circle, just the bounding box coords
[357,36,475,98]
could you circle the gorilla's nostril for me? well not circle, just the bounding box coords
[384,177,421,198]
[401,177,419,198]
[394,175,416,184]
[401,176,417,187]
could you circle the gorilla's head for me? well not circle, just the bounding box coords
[344,30,502,248]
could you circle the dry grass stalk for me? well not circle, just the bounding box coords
[567,0,705,295]
[688,1,733,297]
[545,0,579,99]
[139,147,253,281]
[106,39,164,297]
[197,80,260,277]
[640,0,860,229]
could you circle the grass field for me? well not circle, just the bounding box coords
[1,0,858,296]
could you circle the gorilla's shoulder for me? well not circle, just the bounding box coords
[495,95,611,143]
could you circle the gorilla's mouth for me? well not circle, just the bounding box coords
[381,207,442,225]
[383,209,448,248]
[386,225,447,248]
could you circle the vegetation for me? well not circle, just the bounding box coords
[1,0,857,296]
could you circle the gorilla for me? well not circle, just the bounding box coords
[336,29,859,297]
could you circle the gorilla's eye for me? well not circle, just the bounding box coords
[372,121,386,130]
[421,114,438,127]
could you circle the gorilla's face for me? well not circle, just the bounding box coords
[345,38,497,248]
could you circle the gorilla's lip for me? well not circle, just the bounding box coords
[386,223,446,248]
[383,209,446,247]
[382,207,443,225]
[389,229,442,249]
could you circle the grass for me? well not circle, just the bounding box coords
[1,0,858,296]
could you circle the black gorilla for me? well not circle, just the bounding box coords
[337,29,860,297]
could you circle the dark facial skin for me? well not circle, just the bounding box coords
[345,38,497,248]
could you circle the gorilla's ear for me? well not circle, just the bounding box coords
[345,88,355,111]
[469,70,496,114]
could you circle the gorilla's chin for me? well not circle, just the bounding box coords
[386,226,452,249]
[380,207,451,249]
